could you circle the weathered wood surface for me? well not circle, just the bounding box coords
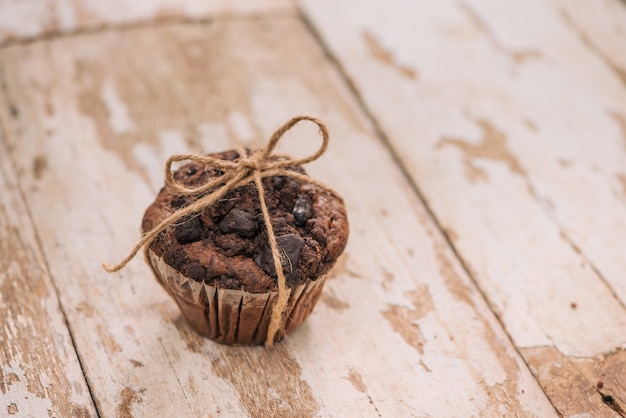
[0,0,294,46]
[0,12,558,418]
[1,0,625,416]
[301,0,626,415]
[0,131,96,415]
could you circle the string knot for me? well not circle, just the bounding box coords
[103,115,335,346]
[237,152,264,172]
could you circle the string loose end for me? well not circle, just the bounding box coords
[102,262,119,273]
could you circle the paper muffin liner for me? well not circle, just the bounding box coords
[147,249,327,345]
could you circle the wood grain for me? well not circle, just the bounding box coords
[0,0,294,46]
[300,0,626,414]
[549,0,626,84]
[0,16,556,417]
[0,129,95,415]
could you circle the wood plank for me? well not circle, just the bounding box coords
[300,0,626,415]
[0,0,294,46]
[0,128,96,415]
[543,0,626,304]
[548,0,626,82]
[0,17,556,416]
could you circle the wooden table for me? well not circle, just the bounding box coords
[1,0,625,416]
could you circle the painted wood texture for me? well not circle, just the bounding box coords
[2,0,626,416]
[0,13,560,418]
[301,0,626,415]
[0,134,96,415]
[0,0,294,46]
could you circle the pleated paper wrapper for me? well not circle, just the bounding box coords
[147,249,328,345]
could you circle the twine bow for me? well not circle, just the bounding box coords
[103,116,335,346]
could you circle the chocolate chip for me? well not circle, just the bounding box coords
[163,246,186,267]
[174,216,203,244]
[171,195,188,209]
[292,195,313,226]
[185,166,198,176]
[255,233,305,280]
[182,262,206,280]
[218,209,258,238]
[272,176,285,189]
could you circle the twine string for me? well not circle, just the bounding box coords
[103,115,333,346]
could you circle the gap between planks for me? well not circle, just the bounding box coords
[0,9,295,50]
[297,0,626,414]
[0,15,560,416]
[296,7,564,415]
[0,76,100,417]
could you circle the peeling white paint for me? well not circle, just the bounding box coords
[39,373,52,389]
[132,130,186,190]
[228,111,255,143]
[2,360,53,418]
[56,1,77,31]
[0,0,294,46]
[0,1,52,39]
[197,122,230,152]
[158,130,186,158]
[132,143,161,192]
[101,81,135,135]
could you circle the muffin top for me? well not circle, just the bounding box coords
[142,150,349,293]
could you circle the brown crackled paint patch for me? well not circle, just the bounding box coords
[523,346,626,416]
[7,403,18,415]
[211,345,319,418]
[96,323,122,355]
[439,119,525,182]
[382,286,433,355]
[32,155,47,180]
[116,387,143,418]
[346,368,367,393]
[130,359,144,368]
[75,301,95,318]
[363,31,418,80]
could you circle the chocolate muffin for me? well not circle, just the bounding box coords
[142,149,349,345]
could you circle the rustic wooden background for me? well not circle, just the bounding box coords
[1,0,625,417]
